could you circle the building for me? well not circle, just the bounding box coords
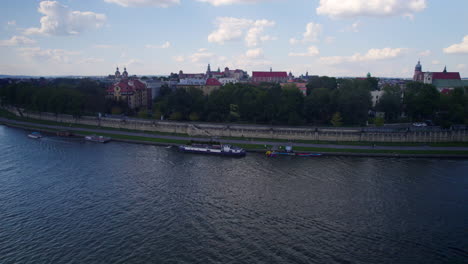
[106,68,151,109]
[280,81,307,96]
[252,68,288,83]
[178,71,205,79]
[413,61,468,91]
[218,78,238,85]
[144,79,163,100]
[370,90,384,107]
[177,78,222,95]
[203,78,222,95]
[224,67,247,80]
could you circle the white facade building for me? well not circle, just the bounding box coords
[218,78,238,85]
[179,78,206,86]
[370,90,384,107]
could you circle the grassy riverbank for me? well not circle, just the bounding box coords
[2,109,468,156]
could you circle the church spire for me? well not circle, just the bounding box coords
[443,66,447,73]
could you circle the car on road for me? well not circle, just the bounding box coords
[412,122,427,127]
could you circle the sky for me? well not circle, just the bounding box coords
[0,0,467,78]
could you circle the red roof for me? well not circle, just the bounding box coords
[252,71,288,78]
[107,79,147,93]
[206,78,221,86]
[432,72,461,80]
[440,88,453,94]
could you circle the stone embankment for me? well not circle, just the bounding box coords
[4,106,468,143]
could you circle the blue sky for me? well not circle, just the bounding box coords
[1,0,467,77]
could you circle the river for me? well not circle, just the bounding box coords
[0,125,467,263]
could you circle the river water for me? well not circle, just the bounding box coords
[0,125,467,264]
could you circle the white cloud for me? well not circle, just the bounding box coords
[208,17,275,47]
[316,0,427,18]
[319,47,407,65]
[457,64,466,70]
[245,48,264,59]
[290,22,323,44]
[7,20,16,26]
[94,44,114,48]
[173,55,185,62]
[325,36,335,44]
[342,21,360,32]
[189,50,216,63]
[418,49,431,57]
[289,46,320,57]
[443,35,468,54]
[119,59,144,67]
[197,0,269,6]
[104,0,180,7]
[80,57,105,64]
[431,60,440,65]
[25,1,106,36]
[0,36,36,46]
[145,41,171,49]
[231,56,271,70]
[18,47,80,63]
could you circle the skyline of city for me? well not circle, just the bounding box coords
[1,0,467,77]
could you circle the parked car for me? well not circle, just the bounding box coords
[424,120,434,126]
[412,122,427,127]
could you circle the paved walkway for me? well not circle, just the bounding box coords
[2,117,468,151]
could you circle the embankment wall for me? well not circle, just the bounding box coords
[5,107,468,142]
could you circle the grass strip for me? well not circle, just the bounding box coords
[2,108,468,150]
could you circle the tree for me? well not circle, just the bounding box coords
[334,79,372,125]
[331,112,343,127]
[376,85,402,122]
[403,82,440,121]
[304,88,332,124]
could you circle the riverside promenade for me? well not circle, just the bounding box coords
[2,117,468,158]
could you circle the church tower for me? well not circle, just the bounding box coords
[115,67,121,79]
[413,60,423,81]
[122,67,128,79]
[206,64,212,78]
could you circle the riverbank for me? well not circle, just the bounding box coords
[2,115,468,159]
[3,107,468,144]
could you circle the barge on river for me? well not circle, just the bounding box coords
[178,143,246,157]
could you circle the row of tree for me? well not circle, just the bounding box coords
[153,78,374,126]
[1,77,467,126]
[0,78,122,116]
[376,82,468,126]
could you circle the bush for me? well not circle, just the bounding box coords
[374,117,384,127]
[169,112,183,121]
[189,112,200,121]
[331,112,343,127]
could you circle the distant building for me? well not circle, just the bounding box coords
[218,78,238,85]
[370,90,384,107]
[280,81,307,96]
[178,71,205,79]
[106,68,151,109]
[177,78,222,95]
[252,68,288,83]
[413,61,468,91]
[144,79,163,100]
[224,67,247,80]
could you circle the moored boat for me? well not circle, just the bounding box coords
[28,132,42,139]
[266,145,322,157]
[56,130,72,137]
[178,143,246,157]
[85,135,111,143]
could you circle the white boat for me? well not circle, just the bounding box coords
[28,132,42,139]
[178,143,246,157]
[84,135,111,143]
